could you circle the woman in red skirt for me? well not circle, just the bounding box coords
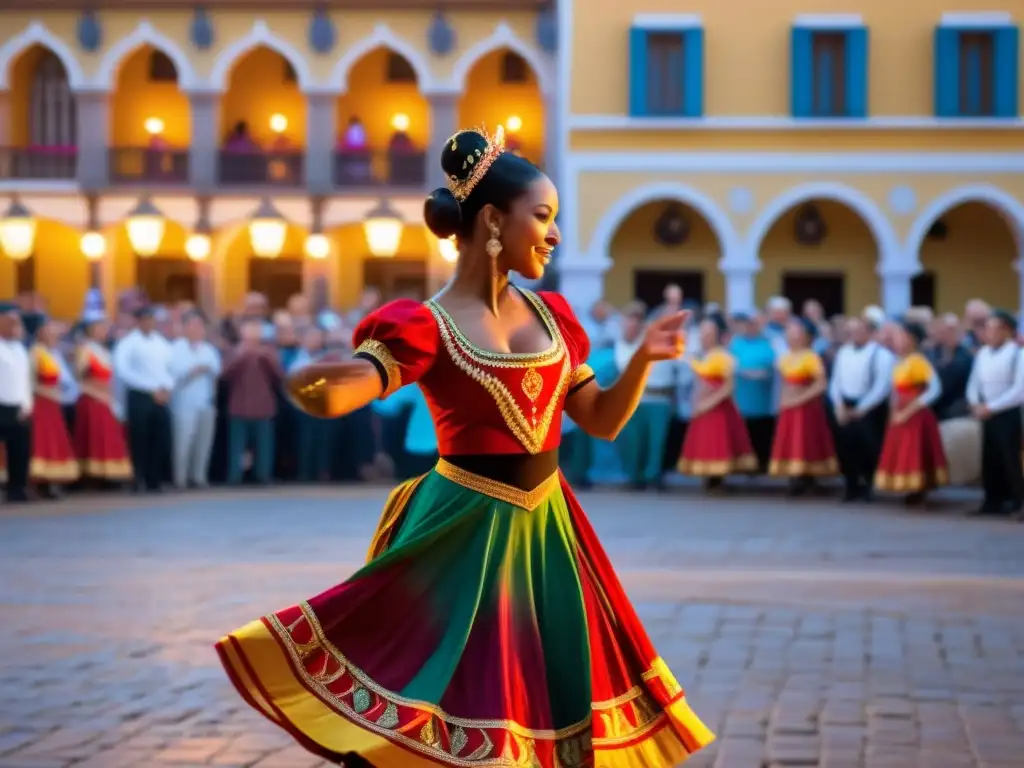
[74,318,133,485]
[770,316,838,495]
[28,322,80,496]
[679,314,757,491]
[874,320,949,506]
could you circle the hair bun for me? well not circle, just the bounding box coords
[440,130,489,184]
[423,187,462,239]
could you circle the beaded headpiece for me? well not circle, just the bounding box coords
[446,125,506,203]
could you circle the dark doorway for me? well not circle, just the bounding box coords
[911,271,936,310]
[781,271,845,318]
[363,258,428,302]
[15,256,35,294]
[136,258,197,304]
[249,258,303,309]
[633,269,705,313]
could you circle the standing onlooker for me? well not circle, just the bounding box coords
[222,319,283,485]
[963,299,991,352]
[75,319,133,485]
[168,311,221,489]
[928,313,973,420]
[0,307,32,503]
[729,313,777,473]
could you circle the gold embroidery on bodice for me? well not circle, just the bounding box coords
[427,291,570,454]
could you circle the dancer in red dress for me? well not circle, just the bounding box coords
[769,316,838,495]
[28,323,80,495]
[74,319,133,484]
[874,321,949,505]
[678,315,756,491]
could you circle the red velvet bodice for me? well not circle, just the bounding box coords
[353,290,593,455]
[78,343,113,384]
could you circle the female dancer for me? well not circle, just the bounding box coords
[74,318,132,484]
[874,320,949,505]
[215,127,714,767]
[28,320,80,495]
[678,315,756,491]
[769,316,838,495]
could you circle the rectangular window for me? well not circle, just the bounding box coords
[935,23,1019,118]
[628,24,703,118]
[791,24,868,119]
[959,32,995,116]
[811,33,847,117]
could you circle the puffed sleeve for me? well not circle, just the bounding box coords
[806,352,825,379]
[536,291,595,395]
[351,299,439,398]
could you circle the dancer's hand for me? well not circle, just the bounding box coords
[638,311,690,362]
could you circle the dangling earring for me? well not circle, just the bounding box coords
[486,223,503,262]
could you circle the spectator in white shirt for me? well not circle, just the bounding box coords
[113,306,173,493]
[0,308,33,502]
[168,311,222,489]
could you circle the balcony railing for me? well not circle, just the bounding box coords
[0,147,77,180]
[218,150,306,187]
[333,150,427,190]
[109,147,190,185]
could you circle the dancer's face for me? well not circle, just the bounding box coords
[485,176,560,281]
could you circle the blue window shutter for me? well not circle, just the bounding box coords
[629,28,649,116]
[791,27,813,117]
[845,26,868,118]
[683,28,704,117]
[993,26,1020,118]
[934,26,961,117]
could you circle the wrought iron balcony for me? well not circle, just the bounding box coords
[0,146,77,180]
[218,150,306,187]
[109,147,190,185]
[333,149,427,190]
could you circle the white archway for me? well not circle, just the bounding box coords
[746,182,901,266]
[906,183,1024,256]
[0,21,86,91]
[329,24,436,93]
[448,22,553,97]
[208,20,314,92]
[93,21,199,91]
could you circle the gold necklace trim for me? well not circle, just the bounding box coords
[434,458,559,509]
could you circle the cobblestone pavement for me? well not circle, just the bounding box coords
[1,485,1023,768]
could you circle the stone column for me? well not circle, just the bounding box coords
[426,92,459,191]
[0,90,10,178]
[557,255,611,313]
[187,92,220,191]
[722,265,758,314]
[542,87,559,189]
[75,91,109,190]
[879,265,914,317]
[305,92,336,195]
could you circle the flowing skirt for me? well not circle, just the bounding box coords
[768,398,838,477]
[677,400,757,476]
[74,393,133,480]
[216,461,714,767]
[875,406,950,493]
[30,396,80,483]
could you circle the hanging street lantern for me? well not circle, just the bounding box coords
[126,197,166,257]
[249,198,288,259]
[363,200,403,258]
[0,198,37,261]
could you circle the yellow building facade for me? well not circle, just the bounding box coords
[558,1,1024,318]
[0,5,556,319]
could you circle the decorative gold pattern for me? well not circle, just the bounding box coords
[446,125,506,202]
[874,466,949,492]
[354,339,402,398]
[768,457,839,477]
[569,364,595,392]
[435,458,559,510]
[677,455,759,476]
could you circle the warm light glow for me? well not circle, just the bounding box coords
[363,201,404,258]
[249,220,286,258]
[390,113,410,132]
[185,233,211,262]
[0,201,36,261]
[80,232,106,261]
[270,113,288,134]
[506,115,523,133]
[437,236,458,264]
[144,117,165,136]
[304,233,330,260]
[126,214,165,257]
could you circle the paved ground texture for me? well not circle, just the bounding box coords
[1,484,1023,768]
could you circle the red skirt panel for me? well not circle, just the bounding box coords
[678,399,757,476]
[769,397,838,477]
[30,396,80,483]
[875,400,949,493]
[74,393,133,480]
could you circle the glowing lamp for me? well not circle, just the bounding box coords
[437,236,458,264]
[248,198,287,259]
[304,233,330,260]
[363,200,403,258]
[144,117,165,136]
[270,113,288,134]
[0,199,36,261]
[185,233,211,262]
[390,113,410,132]
[506,115,523,132]
[126,198,166,257]
[81,232,106,262]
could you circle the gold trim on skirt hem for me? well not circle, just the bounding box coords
[768,457,838,477]
[678,454,758,476]
[79,458,133,480]
[874,466,949,493]
[30,457,81,482]
[434,458,559,510]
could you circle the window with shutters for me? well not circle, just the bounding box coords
[30,51,77,147]
[148,51,178,83]
[644,33,686,116]
[500,52,529,83]
[958,32,995,116]
[629,23,703,118]
[385,53,417,83]
[810,33,848,117]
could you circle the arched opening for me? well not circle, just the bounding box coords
[221,222,306,310]
[7,44,77,179]
[7,218,88,321]
[334,48,429,189]
[109,46,190,184]
[605,200,723,309]
[331,222,432,308]
[756,199,878,317]
[219,47,306,186]
[916,202,1018,313]
[110,219,199,305]
[458,48,544,167]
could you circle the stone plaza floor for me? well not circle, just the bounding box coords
[0,484,1022,768]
